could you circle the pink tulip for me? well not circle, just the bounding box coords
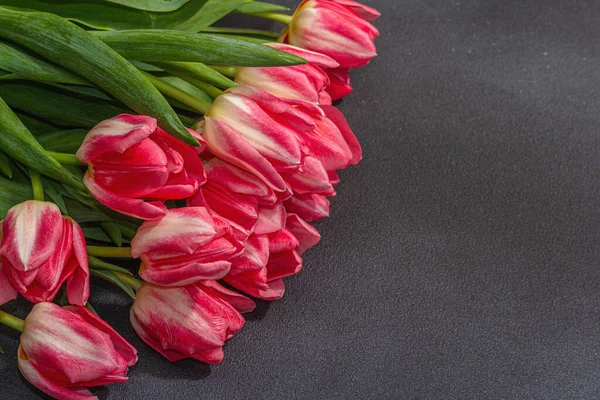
[130,280,255,364]
[325,68,353,101]
[282,0,380,69]
[0,201,89,306]
[76,114,207,220]
[18,302,137,400]
[285,193,331,222]
[130,207,243,286]
[188,157,286,236]
[235,43,339,104]
[224,209,320,300]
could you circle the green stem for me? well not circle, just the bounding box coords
[209,66,238,79]
[200,26,280,39]
[180,76,223,99]
[88,256,133,275]
[87,245,132,258]
[141,70,212,114]
[252,12,293,25]
[29,169,44,201]
[0,309,24,332]
[114,271,142,291]
[48,151,86,166]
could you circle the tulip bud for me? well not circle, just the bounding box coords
[76,114,207,220]
[0,200,89,306]
[282,0,380,69]
[130,207,243,286]
[130,281,255,364]
[235,43,339,104]
[18,302,137,400]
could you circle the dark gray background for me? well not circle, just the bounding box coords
[3,0,600,398]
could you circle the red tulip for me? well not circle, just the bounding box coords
[282,0,380,69]
[130,207,243,286]
[130,280,255,364]
[325,68,353,101]
[18,302,137,400]
[224,209,320,300]
[235,43,339,105]
[0,201,89,306]
[76,114,206,220]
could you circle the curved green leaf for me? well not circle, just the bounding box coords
[0,41,87,85]
[0,7,198,145]
[92,30,305,66]
[0,81,127,128]
[0,96,85,191]
[155,61,235,89]
[36,129,88,153]
[0,176,31,218]
[103,0,189,12]
[236,2,289,13]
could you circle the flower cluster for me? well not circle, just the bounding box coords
[0,1,379,398]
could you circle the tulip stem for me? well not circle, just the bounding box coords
[87,246,132,258]
[208,66,238,79]
[48,152,86,166]
[0,310,24,332]
[29,169,44,201]
[114,271,142,291]
[200,26,280,39]
[252,12,293,25]
[141,70,212,114]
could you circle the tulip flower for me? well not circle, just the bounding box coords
[130,280,255,364]
[130,207,243,286]
[188,157,285,236]
[201,86,360,195]
[18,302,137,400]
[282,0,380,69]
[0,200,89,306]
[224,209,320,300]
[76,114,207,220]
[235,43,340,104]
[285,193,331,222]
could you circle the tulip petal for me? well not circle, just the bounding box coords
[18,346,98,400]
[0,264,17,305]
[332,0,381,20]
[268,228,300,253]
[202,117,287,192]
[286,214,321,255]
[267,250,303,281]
[253,205,286,235]
[0,200,63,273]
[325,68,353,101]
[130,207,217,257]
[322,105,362,164]
[198,280,256,313]
[285,193,330,222]
[268,43,340,68]
[66,219,90,305]
[140,259,231,286]
[83,172,167,220]
[229,235,270,275]
[76,114,157,162]
[66,305,138,367]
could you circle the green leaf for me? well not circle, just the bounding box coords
[236,1,289,13]
[90,269,136,299]
[101,221,122,246]
[0,151,13,178]
[159,76,213,104]
[0,81,127,128]
[93,30,306,66]
[64,198,112,222]
[173,0,250,31]
[89,256,132,275]
[0,0,246,31]
[0,176,32,218]
[42,179,69,214]
[0,96,86,191]
[0,40,88,85]
[37,129,87,153]
[14,112,58,135]
[155,61,236,89]
[83,226,112,242]
[0,7,198,145]
[103,0,190,12]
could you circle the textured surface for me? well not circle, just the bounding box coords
[3,0,600,398]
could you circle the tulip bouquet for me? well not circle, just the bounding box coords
[0,0,379,398]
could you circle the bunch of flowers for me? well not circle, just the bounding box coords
[0,0,379,398]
